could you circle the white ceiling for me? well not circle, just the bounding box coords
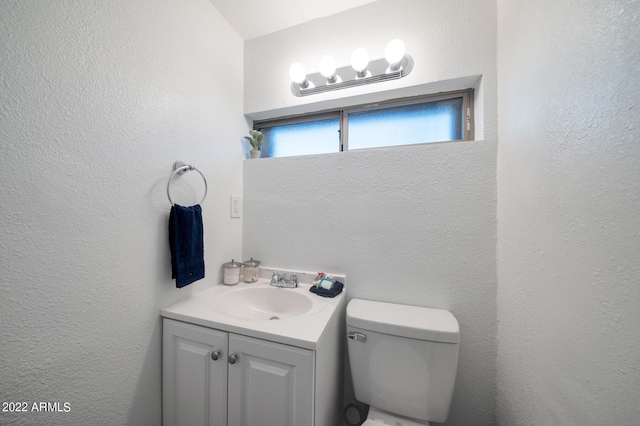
[209,0,379,40]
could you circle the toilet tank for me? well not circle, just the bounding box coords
[346,299,460,424]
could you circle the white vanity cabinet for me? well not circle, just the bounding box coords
[163,318,316,426]
[161,278,346,426]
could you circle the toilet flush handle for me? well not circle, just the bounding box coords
[347,332,367,342]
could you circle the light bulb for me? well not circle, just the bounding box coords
[289,62,307,85]
[318,55,337,81]
[350,48,369,75]
[385,39,405,68]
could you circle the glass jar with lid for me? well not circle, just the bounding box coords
[222,259,242,285]
[242,258,261,283]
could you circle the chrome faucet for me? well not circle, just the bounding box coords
[268,270,304,288]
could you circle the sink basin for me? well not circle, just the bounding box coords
[211,285,327,321]
[162,268,346,349]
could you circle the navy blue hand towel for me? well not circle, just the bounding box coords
[309,281,344,298]
[169,204,205,288]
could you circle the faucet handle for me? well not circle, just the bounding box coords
[289,272,306,286]
[267,269,281,285]
[289,274,299,286]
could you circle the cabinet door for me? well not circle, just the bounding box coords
[227,334,315,426]
[163,319,228,426]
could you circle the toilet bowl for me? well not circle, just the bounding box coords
[346,299,460,425]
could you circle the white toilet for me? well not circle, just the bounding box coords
[346,299,460,426]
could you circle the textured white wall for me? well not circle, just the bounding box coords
[0,0,245,424]
[242,1,497,424]
[497,0,640,424]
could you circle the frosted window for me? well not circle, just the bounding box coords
[347,97,464,150]
[252,90,472,159]
[261,118,340,158]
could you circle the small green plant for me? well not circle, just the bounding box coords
[244,130,265,151]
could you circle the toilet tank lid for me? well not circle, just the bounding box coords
[347,299,460,343]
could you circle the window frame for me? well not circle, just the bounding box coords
[253,89,474,155]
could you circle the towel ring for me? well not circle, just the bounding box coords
[167,161,208,206]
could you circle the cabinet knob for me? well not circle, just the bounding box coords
[228,354,238,364]
[211,351,220,361]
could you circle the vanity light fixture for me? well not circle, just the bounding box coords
[289,39,414,97]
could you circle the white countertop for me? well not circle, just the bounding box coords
[161,279,346,350]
